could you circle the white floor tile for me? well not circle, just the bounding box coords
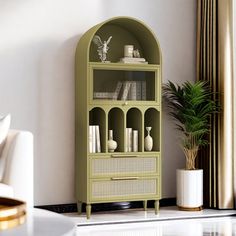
[76,217,236,236]
[65,206,235,226]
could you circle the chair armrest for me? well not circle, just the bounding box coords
[2,130,34,207]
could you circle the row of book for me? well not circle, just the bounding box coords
[89,126,139,153]
[93,80,147,101]
[89,125,101,153]
[125,128,139,152]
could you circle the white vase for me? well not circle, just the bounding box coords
[108,130,117,152]
[177,169,203,210]
[144,127,153,151]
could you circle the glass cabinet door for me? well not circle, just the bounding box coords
[90,64,160,104]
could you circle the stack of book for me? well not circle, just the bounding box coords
[120,57,148,64]
[125,128,138,152]
[93,92,116,100]
[89,125,101,153]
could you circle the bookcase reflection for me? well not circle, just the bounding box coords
[108,108,124,152]
[89,108,106,153]
[144,108,160,152]
[126,108,142,152]
[93,69,155,101]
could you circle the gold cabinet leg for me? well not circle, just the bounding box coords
[143,200,147,211]
[86,204,91,219]
[154,200,159,215]
[77,201,82,215]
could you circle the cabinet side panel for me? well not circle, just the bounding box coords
[75,36,89,203]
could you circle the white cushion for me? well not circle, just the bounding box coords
[0,183,14,198]
[0,114,11,181]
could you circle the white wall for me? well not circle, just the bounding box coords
[0,0,196,205]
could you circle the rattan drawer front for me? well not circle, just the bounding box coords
[91,157,158,177]
[91,178,158,200]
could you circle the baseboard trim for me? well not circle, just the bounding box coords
[35,198,176,214]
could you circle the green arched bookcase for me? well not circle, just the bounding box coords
[75,16,162,219]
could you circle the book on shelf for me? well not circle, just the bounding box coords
[125,128,132,152]
[125,128,139,152]
[121,81,132,100]
[132,130,138,152]
[141,81,146,100]
[94,92,116,99]
[112,81,123,100]
[136,81,142,100]
[95,125,101,153]
[89,125,101,153]
[128,81,137,100]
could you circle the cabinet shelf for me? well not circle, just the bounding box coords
[76,16,162,219]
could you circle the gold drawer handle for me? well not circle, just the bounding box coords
[111,154,139,158]
[111,177,139,181]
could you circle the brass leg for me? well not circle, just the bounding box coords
[86,204,91,219]
[77,201,82,215]
[143,200,147,211]
[154,200,159,215]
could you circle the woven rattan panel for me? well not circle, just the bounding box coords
[92,179,157,199]
[91,157,157,176]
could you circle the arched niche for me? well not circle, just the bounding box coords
[76,16,162,65]
[108,108,125,152]
[126,108,142,152]
[89,107,106,153]
[144,108,160,152]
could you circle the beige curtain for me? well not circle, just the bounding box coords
[197,0,234,208]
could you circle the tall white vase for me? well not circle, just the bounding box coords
[108,130,117,152]
[177,169,203,210]
[144,127,153,151]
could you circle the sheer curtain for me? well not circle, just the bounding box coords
[196,0,234,208]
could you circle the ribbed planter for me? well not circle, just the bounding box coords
[176,169,203,211]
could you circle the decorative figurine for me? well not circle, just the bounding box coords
[133,49,141,58]
[92,35,112,62]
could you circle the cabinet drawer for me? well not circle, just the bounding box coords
[90,156,159,177]
[91,177,159,201]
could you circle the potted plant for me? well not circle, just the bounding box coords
[163,80,218,210]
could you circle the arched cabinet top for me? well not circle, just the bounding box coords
[76,16,162,65]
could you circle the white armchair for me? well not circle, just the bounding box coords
[0,130,34,207]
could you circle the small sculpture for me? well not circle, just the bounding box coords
[92,35,112,62]
[133,49,140,58]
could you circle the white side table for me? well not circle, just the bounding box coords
[1,208,76,236]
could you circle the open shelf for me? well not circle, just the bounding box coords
[108,108,124,152]
[89,18,161,64]
[89,108,106,153]
[126,108,142,152]
[144,108,160,152]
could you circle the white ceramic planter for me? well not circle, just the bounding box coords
[176,169,203,210]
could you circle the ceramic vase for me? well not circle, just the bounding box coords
[108,130,117,152]
[144,127,153,151]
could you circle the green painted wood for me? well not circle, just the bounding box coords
[75,16,162,218]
